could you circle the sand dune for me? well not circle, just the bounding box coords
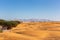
[0,22,60,40]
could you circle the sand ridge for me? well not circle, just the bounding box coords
[0,22,60,40]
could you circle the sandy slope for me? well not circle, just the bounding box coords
[0,22,60,40]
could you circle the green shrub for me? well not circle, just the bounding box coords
[0,19,21,30]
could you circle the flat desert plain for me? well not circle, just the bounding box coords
[0,22,60,40]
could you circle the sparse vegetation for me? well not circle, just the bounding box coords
[0,19,21,30]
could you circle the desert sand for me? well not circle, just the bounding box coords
[0,22,60,40]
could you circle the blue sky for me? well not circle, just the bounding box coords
[0,0,60,20]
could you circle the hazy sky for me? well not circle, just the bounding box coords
[0,0,60,20]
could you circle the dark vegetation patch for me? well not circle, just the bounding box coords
[0,19,22,31]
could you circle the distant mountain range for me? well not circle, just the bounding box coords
[20,19,52,22]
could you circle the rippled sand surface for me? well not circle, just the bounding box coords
[0,22,60,40]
